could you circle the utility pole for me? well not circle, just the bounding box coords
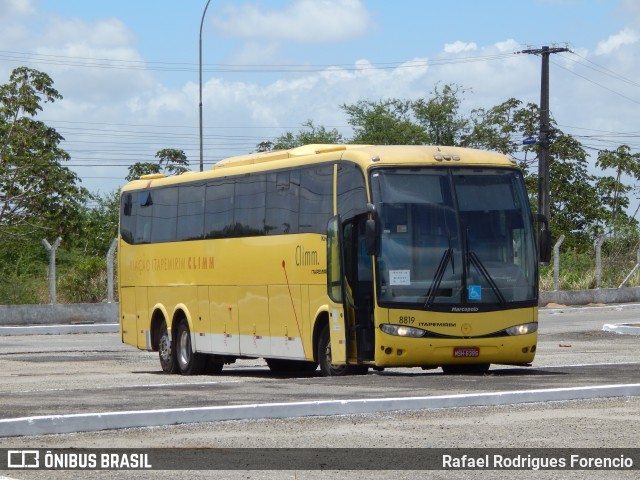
[521,45,569,262]
[521,45,569,223]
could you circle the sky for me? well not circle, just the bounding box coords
[1,0,639,201]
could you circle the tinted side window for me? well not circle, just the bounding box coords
[234,174,266,236]
[135,191,153,244]
[177,184,205,241]
[338,162,367,220]
[266,170,300,235]
[150,187,178,243]
[205,180,234,238]
[120,193,136,244]
[300,165,334,233]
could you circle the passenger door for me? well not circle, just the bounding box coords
[326,216,347,365]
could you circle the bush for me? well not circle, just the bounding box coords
[58,256,109,303]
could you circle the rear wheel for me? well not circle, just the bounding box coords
[175,319,206,375]
[158,321,178,374]
[317,324,368,376]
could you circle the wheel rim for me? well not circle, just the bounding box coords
[324,339,332,365]
[159,333,171,363]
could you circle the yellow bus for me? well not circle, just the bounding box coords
[119,144,542,376]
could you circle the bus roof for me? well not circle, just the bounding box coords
[122,144,516,190]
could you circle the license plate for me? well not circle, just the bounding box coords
[453,347,480,358]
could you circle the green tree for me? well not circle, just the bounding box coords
[126,148,189,181]
[546,131,607,250]
[0,67,88,242]
[258,120,344,151]
[342,98,429,145]
[80,190,120,256]
[465,98,620,250]
[465,98,539,163]
[595,145,640,231]
[413,83,470,146]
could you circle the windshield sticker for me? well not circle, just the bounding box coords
[468,285,482,301]
[389,270,411,285]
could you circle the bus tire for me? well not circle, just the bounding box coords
[175,319,206,375]
[441,363,490,375]
[158,321,178,374]
[317,324,368,376]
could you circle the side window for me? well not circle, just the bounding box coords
[300,165,333,233]
[234,174,266,236]
[177,184,205,241]
[338,162,367,221]
[135,191,153,244]
[120,193,136,244]
[150,187,178,243]
[205,180,234,238]
[266,170,300,235]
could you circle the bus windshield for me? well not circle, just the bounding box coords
[371,167,537,309]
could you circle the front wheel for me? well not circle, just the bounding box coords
[317,325,368,376]
[175,319,206,375]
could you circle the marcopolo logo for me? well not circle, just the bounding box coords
[7,450,40,469]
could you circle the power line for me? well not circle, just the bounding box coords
[0,49,515,73]
[565,51,640,89]
[551,59,640,105]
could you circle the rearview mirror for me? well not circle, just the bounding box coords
[365,218,378,256]
[536,214,551,264]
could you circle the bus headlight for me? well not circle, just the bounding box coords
[380,324,426,338]
[505,322,538,336]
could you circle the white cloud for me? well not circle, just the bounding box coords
[2,1,639,199]
[444,41,477,54]
[595,27,639,55]
[31,16,154,106]
[0,0,35,16]
[211,0,372,43]
[621,0,640,27]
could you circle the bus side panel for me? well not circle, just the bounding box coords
[120,287,138,348]
[268,285,305,359]
[238,285,271,357]
[307,284,329,357]
[300,285,311,359]
[135,287,149,350]
[238,286,270,357]
[210,286,240,354]
[195,285,211,353]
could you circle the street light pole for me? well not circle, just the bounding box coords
[199,0,212,172]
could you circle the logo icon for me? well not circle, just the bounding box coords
[468,285,482,301]
[8,450,40,469]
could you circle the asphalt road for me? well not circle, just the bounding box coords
[0,305,639,421]
[1,305,639,480]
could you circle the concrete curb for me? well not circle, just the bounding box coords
[1,383,639,438]
[0,324,119,336]
[541,303,640,315]
[602,323,640,335]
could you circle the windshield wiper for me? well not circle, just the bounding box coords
[424,248,453,308]
[467,251,506,305]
